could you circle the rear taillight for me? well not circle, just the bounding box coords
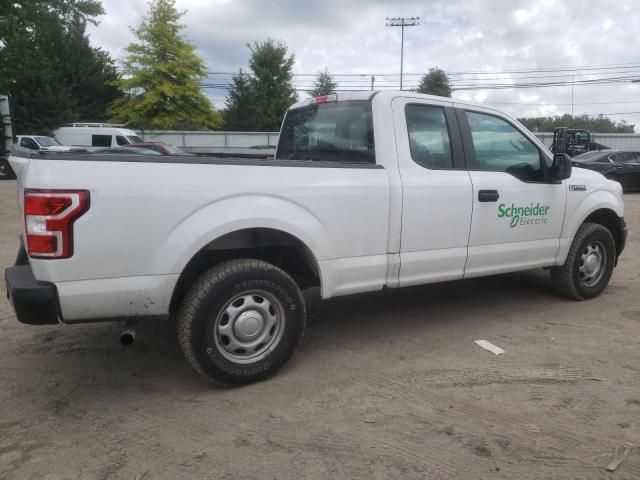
[24,189,90,259]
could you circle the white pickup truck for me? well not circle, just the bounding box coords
[5,92,627,386]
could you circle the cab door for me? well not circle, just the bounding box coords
[392,97,472,286]
[456,107,566,277]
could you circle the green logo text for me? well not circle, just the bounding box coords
[497,203,550,228]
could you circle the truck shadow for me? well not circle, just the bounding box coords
[10,268,562,399]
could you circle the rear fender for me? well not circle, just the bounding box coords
[153,194,332,276]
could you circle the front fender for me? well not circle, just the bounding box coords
[153,193,333,275]
[556,188,624,265]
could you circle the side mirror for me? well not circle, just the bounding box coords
[551,153,572,181]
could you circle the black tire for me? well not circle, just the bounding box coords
[551,222,616,300]
[177,259,306,386]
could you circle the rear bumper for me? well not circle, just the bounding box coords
[5,254,60,326]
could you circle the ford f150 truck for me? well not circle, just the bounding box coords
[4,92,627,386]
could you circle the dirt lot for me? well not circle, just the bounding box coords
[0,181,638,480]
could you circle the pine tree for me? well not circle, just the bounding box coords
[416,67,452,97]
[247,39,297,131]
[223,70,255,131]
[108,0,221,130]
[308,69,337,97]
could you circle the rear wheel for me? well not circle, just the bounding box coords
[551,223,615,300]
[177,259,306,386]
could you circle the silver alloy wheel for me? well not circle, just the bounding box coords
[578,241,606,288]
[214,290,285,363]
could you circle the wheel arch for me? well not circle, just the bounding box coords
[169,227,322,314]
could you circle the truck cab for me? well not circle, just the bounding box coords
[15,135,74,153]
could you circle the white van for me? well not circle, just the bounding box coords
[53,123,143,148]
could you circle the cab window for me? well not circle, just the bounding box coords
[116,135,128,146]
[20,137,39,150]
[465,111,544,182]
[405,104,453,169]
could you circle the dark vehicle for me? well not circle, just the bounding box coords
[127,142,193,156]
[91,147,162,155]
[552,127,590,157]
[573,150,640,191]
[0,94,16,180]
[551,127,609,157]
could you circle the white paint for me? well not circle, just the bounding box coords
[474,340,505,355]
[9,91,625,323]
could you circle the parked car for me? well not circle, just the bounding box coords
[15,135,77,153]
[127,142,194,156]
[91,147,162,155]
[53,123,143,148]
[572,150,640,191]
[5,91,627,386]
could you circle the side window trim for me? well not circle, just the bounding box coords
[405,103,453,170]
[455,107,551,183]
[402,102,465,170]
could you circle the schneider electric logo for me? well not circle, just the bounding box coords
[497,203,550,228]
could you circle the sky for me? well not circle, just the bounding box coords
[87,0,640,131]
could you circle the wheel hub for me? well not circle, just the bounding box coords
[213,290,285,364]
[579,242,606,287]
[584,254,599,275]
[233,310,264,341]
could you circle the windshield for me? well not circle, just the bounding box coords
[277,100,375,163]
[127,135,143,143]
[35,136,62,147]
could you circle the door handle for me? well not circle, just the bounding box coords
[616,164,624,169]
[478,190,500,202]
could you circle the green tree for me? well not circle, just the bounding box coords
[61,15,122,123]
[518,114,634,133]
[247,39,297,131]
[416,67,452,97]
[0,0,115,133]
[109,0,221,130]
[308,68,337,97]
[223,69,255,130]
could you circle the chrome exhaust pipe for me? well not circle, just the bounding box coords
[120,328,136,346]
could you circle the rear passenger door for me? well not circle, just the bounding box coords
[457,107,566,277]
[392,97,473,286]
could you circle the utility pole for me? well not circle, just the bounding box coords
[571,73,575,116]
[386,17,420,91]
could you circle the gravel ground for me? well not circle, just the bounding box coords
[0,183,638,480]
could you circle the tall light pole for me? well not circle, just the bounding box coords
[386,16,420,91]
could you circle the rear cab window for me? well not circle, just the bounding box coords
[277,100,375,164]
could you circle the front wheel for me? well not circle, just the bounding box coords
[551,223,616,300]
[177,259,306,386]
